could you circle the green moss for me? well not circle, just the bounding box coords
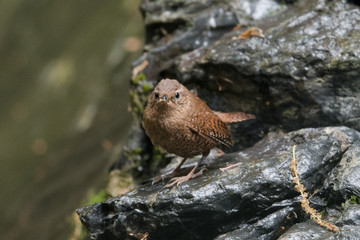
[133,147,142,154]
[142,83,153,92]
[282,106,299,120]
[124,147,143,169]
[132,73,146,85]
[86,189,108,205]
[125,147,142,158]
[149,146,167,173]
[348,195,360,204]
[341,195,360,208]
[129,89,145,114]
[129,75,154,123]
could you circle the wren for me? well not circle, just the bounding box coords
[142,79,255,188]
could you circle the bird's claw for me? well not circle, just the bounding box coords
[163,167,207,188]
[152,175,166,185]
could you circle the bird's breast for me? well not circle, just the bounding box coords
[143,111,214,157]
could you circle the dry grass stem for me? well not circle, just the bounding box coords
[290,145,339,233]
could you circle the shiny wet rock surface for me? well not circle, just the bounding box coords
[77,127,360,240]
[77,0,360,239]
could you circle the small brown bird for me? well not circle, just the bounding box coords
[142,79,255,187]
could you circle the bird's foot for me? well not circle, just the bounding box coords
[152,173,177,185]
[152,167,193,185]
[152,175,167,185]
[163,167,207,188]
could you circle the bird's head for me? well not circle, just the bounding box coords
[149,79,189,111]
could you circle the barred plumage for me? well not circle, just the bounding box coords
[142,79,255,187]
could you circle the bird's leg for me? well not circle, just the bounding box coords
[152,158,187,185]
[164,151,209,188]
[172,157,187,173]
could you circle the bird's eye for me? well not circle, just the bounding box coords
[175,92,180,99]
[154,93,159,99]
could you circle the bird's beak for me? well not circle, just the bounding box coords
[158,95,169,102]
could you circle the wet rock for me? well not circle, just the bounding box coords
[77,127,360,239]
[279,205,360,240]
[214,206,295,240]
[134,0,360,141]
[79,0,360,239]
[325,141,360,201]
[277,221,335,240]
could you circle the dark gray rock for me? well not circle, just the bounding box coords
[214,206,295,240]
[279,205,360,240]
[135,0,360,140]
[77,127,360,240]
[337,205,360,227]
[277,221,335,240]
[190,0,360,132]
[325,141,360,201]
[78,0,360,239]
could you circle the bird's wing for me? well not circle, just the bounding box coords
[187,111,233,148]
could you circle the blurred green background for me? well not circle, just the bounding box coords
[0,0,143,239]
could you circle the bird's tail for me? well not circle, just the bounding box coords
[213,111,255,124]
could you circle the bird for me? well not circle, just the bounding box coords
[142,79,255,188]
